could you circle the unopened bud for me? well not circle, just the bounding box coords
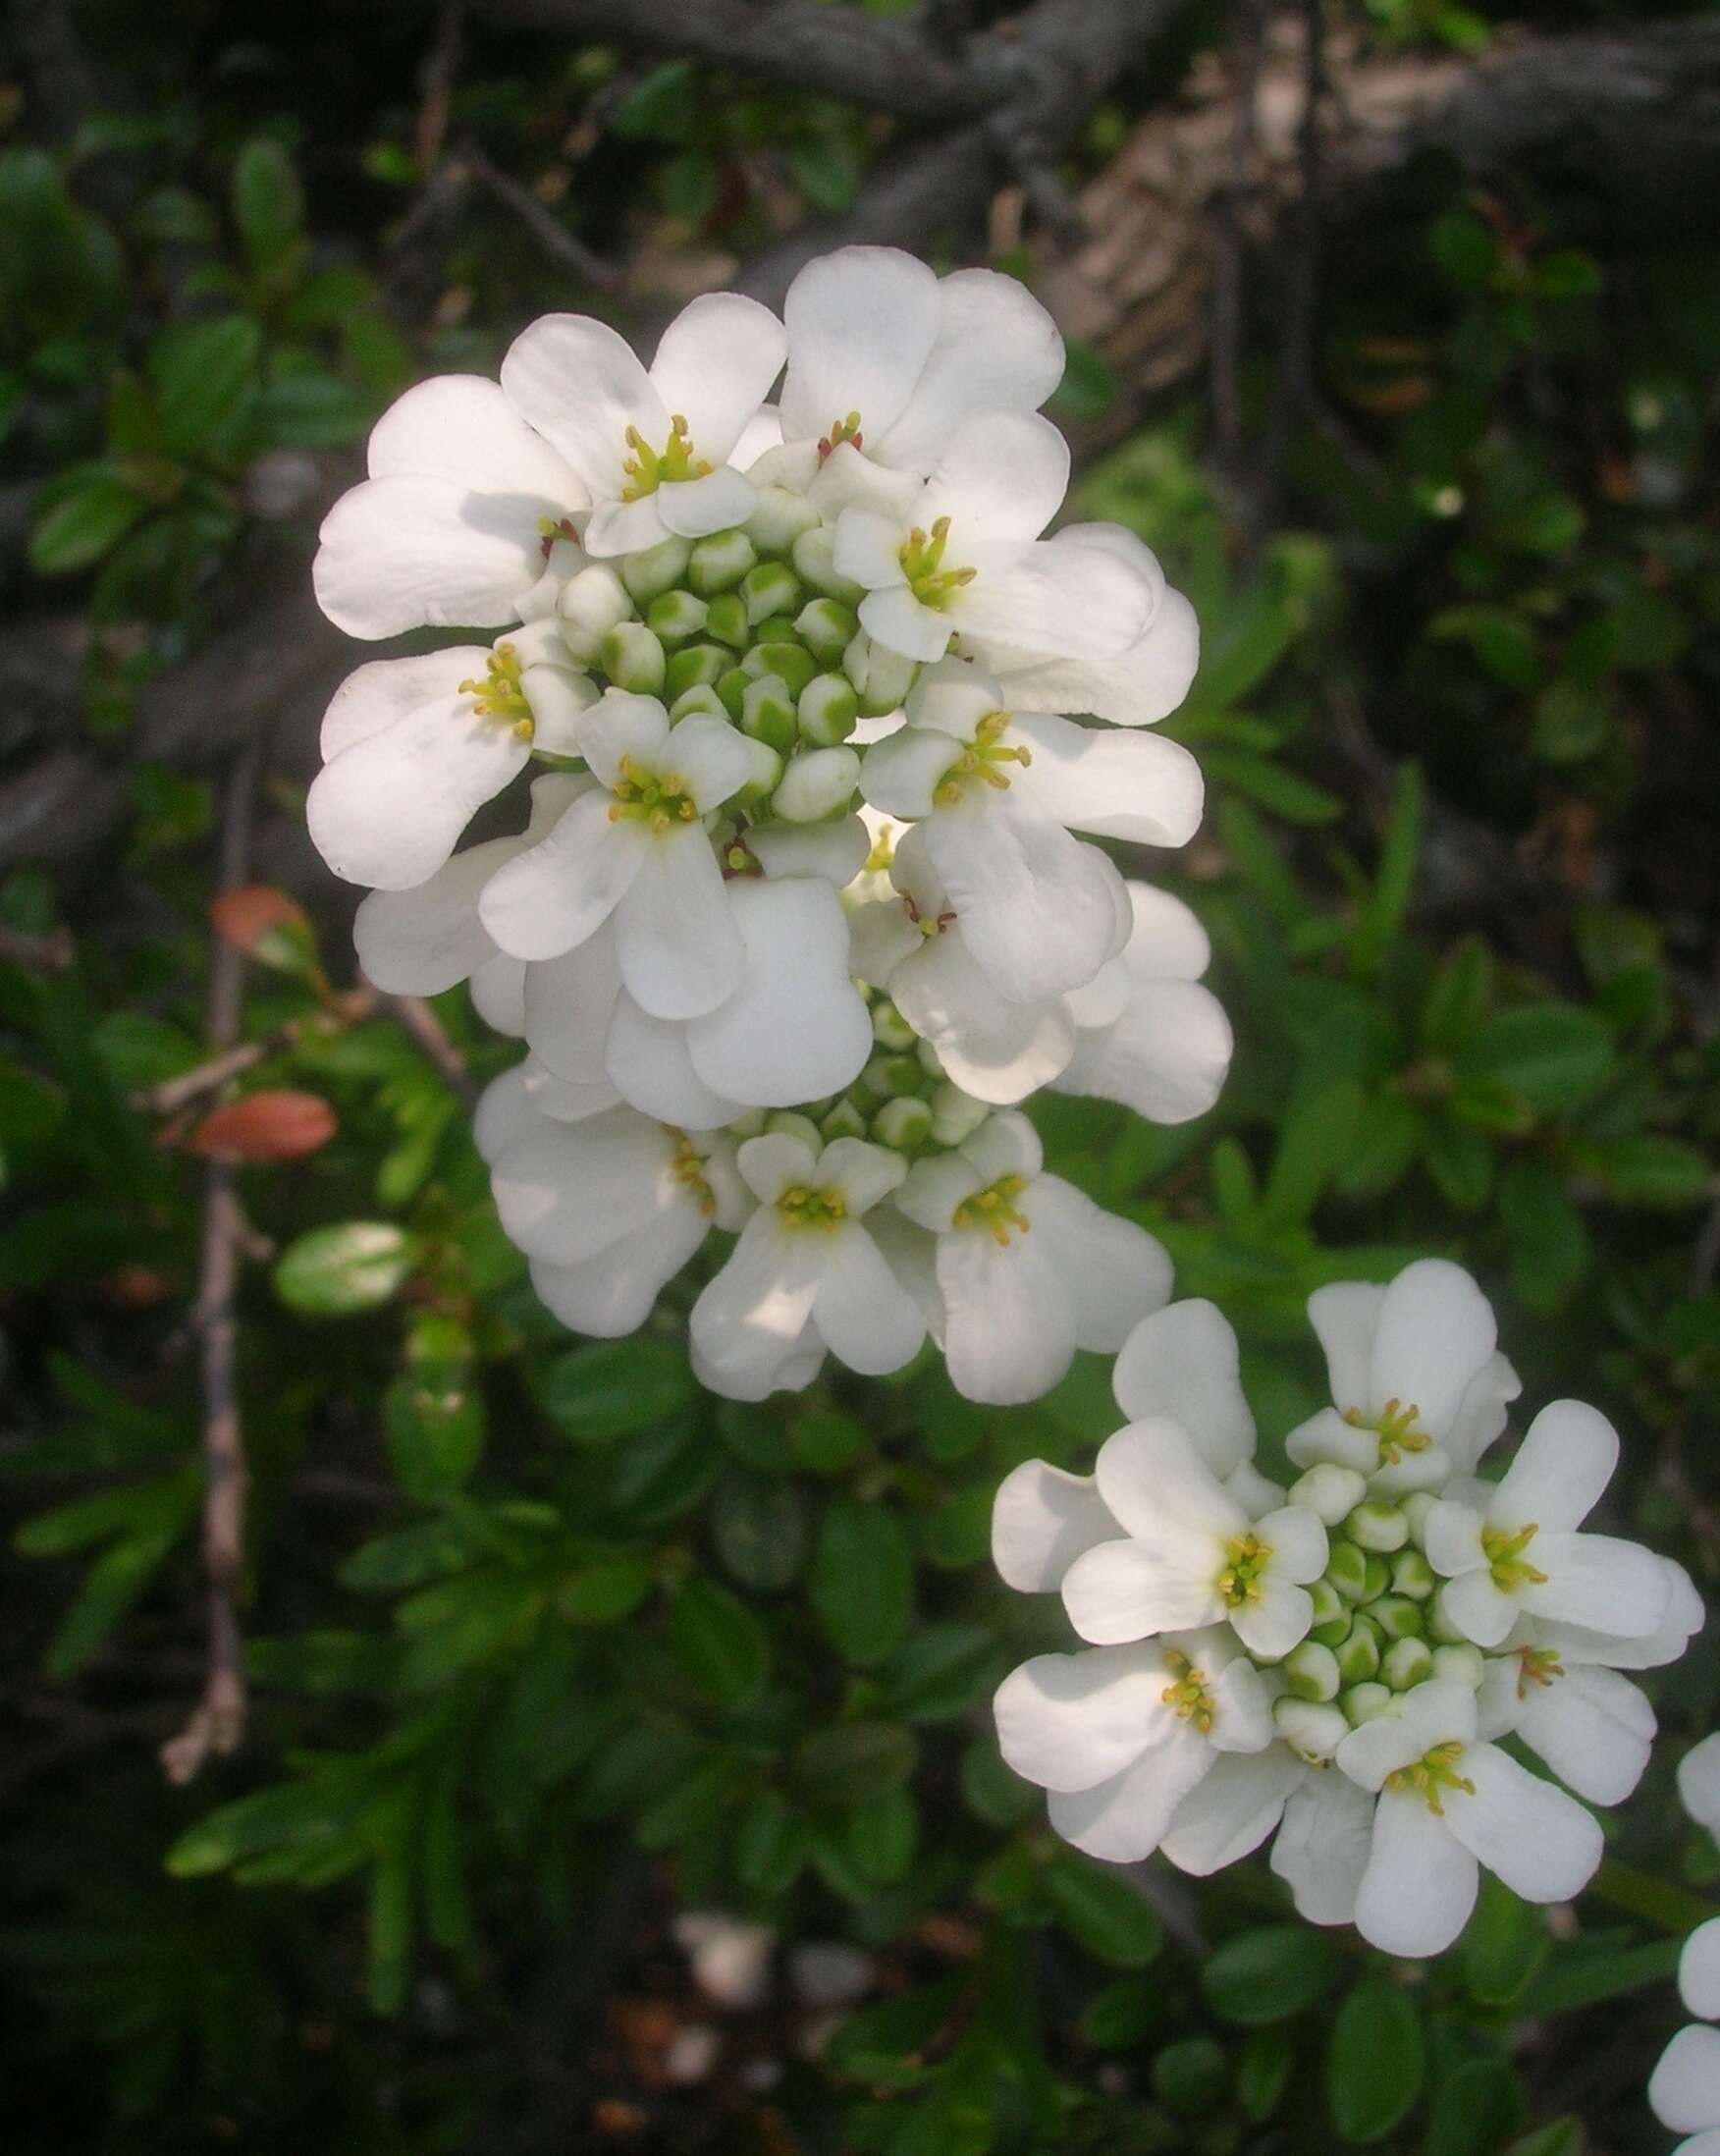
[687,527,757,596]
[862,1051,923,1100]
[664,642,728,699]
[733,735,782,802]
[1307,1578,1349,1645]
[706,593,750,649]
[1401,1490,1438,1547]
[1346,1501,1409,1554]
[1324,1540,1370,1603]
[1430,1644,1484,1688]
[746,484,821,556]
[873,1096,933,1154]
[798,672,859,746]
[796,596,859,663]
[619,535,691,604]
[743,640,817,696]
[1273,1697,1348,1762]
[792,523,864,601]
[645,588,710,645]
[600,620,667,694]
[1381,1637,1434,1692]
[740,674,798,758]
[559,563,633,659]
[930,1083,989,1146]
[1284,1641,1341,1702]
[741,560,803,625]
[669,683,727,724]
[844,632,919,716]
[872,998,916,1051]
[916,1036,947,1080]
[819,1097,868,1143]
[764,1111,823,1150]
[773,744,859,824]
[1390,1548,1436,1601]
[1369,1593,1423,1642]
[1340,1681,1396,1726]
[1289,1464,1369,1527]
[1427,1583,1470,1644]
[1332,1618,1381,1687]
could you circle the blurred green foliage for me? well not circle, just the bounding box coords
[1,3,1718,2152]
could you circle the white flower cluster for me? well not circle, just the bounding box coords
[993,1259,1703,1957]
[309,246,1230,1404]
[1649,1740,1720,2153]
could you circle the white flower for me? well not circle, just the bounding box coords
[1286,1258,1521,1495]
[307,624,595,889]
[488,1101,749,1338]
[1683,1732,1720,1842]
[478,690,753,1016]
[832,412,1156,667]
[1158,1746,1375,1928]
[976,523,1202,728]
[1056,1417,1328,1660]
[778,246,1064,478]
[1476,1622,1657,1806]
[862,658,1201,1003]
[1423,1399,1670,1648]
[1053,883,1233,1125]
[1111,1297,1260,1477]
[892,1109,1171,1404]
[994,1628,1273,1861]
[500,294,786,557]
[313,375,586,639]
[1651,1920,1720,2156]
[1335,1678,1603,1959]
[691,1131,926,1397]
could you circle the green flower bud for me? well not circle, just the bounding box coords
[1324,1540,1370,1603]
[687,527,757,597]
[645,588,709,645]
[669,683,727,723]
[1284,1641,1341,1702]
[1360,1552,1391,1604]
[916,1037,947,1080]
[746,484,821,556]
[798,671,859,746]
[1426,1583,1469,1644]
[742,640,818,696]
[600,620,667,694]
[1308,1577,1350,1646]
[1390,1548,1436,1601]
[1289,1463,1370,1527]
[872,999,916,1051]
[792,523,864,601]
[774,744,860,824]
[726,1108,766,1138]
[732,735,782,803]
[1341,1681,1396,1725]
[558,563,633,660]
[663,641,727,699]
[844,631,919,716]
[619,535,691,604]
[930,1082,989,1146]
[706,592,750,649]
[1333,1618,1381,1687]
[741,560,803,625]
[872,1095,934,1154]
[1430,1643,1484,1688]
[1381,1636,1434,1692]
[796,596,860,663]
[819,1097,869,1143]
[1346,1500,1409,1553]
[764,1110,823,1148]
[715,666,750,721]
[1273,1696,1349,1762]
[740,674,798,758]
[750,617,802,646]
[1369,1593,1423,1642]
[1401,1490,1438,1548]
[863,1051,925,1100]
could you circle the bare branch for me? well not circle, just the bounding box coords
[374,985,483,1111]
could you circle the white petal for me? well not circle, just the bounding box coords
[1519,1662,1654,1806]
[859,726,967,819]
[578,689,671,786]
[1491,1399,1619,1531]
[470,953,526,1035]
[1030,1176,1173,1351]
[307,690,530,891]
[321,649,470,760]
[752,815,870,886]
[689,1213,823,1396]
[367,372,583,499]
[313,475,549,639]
[473,1063,541,1163]
[937,1217,1073,1406]
[857,582,954,664]
[521,931,623,1082]
[1424,1500,1487,1580]
[1443,1743,1603,1904]
[1517,1531,1671,1638]
[918,410,1069,544]
[1335,1715,1427,1795]
[687,878,872,1106]
[1682,1734,1720,1838]
[1445,1352,1524,1475]
[1354,1791,1477,1959]
[987,584,1199,727]
[1401,1678,1479,1752]
[1284,1405,1380,1477]
[779,245,941,446]
[735,1130,820,1206]
[1307,1281,1386,1418]
[820,1136,908,1215]
[1160,1747,1302,1875]
[1652,2026,1720,2135]
[604,991,743,1126]
[1439,1566,1518,1648]
[615,827,743,1020]
[947,537,1153,662]
[581,491,672,558]
[351,833,518,993]
[812,1223,926,1375]
[1271,1775,1374,1926]
[1231,1578,1314,1660]
[491,1109,672,1265]
[1111,1300,1255,1478]
[873,266,1065,473]
[1057,978,1233,1126]
[925,794,1127,1005]
[993,1645,1165,1793]
[991,1460,1115,1594]
[691,1313,825,1403]
[1368,1259,1498,1440]
[1010,713,1205,846]
[961,1108,1044,1185]
[1061,1537,1225,1645]
[1048,1726,1217,1862]
[805,439,925,520]
[648,291,786,463]
[1094,1416,1244,1543]
[1258,1506,1329,1585]
[656,463,758,540]
[500,312,661,498]
[479,788,643,960]
[528,1204,705,1337]
[891,933,1074,1105]
[1682,1920,1720,2021]
[832,508,909,591]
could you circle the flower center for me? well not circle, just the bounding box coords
[899,516,977,611]
[817,410,863,462]
[1516,1644,1562,1698]
[1384,1740,1475,1816]
[933,710,1033,807]
[608,754,699,834]
[619,415,713,501]
[1342,1395,1430,1465]
[903,892,954,941]
[457,643,535,738]
[864,819,897,876]
[1160,1649,1215,1735]
[1481,1521,1549,1591]
[950,1172,1030,1245]
[535,513,580,559]
[1218,1533,1273,1607]
[777,1184,848,1232]
[666,1130,717,1218]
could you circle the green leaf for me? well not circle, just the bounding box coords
[1421,934,1494,1051]
[1499,1158,1590,1312]
[28,462,147,574]
[1354,761,1423,972]
[147,315,262,459]
[1428,606,1541,690]
[1460,1003,1615,1112]
[711,1471,809,1590]
[273,1221,421,1316]
[735,1792,809,1893]
[1209,749,1343,826]
[791,1721,918,1808]
[1577,1134,1711,1208]
[1043,1851,1164,1968]
[1424,2055,1524,2156]
[1260,1079,1367,1229]
[1422,1113,1494,1212]
[825,1977,960,2087]
[1500,2121,1584,2156]
[1326,1974,1424,2143]
[1463,1876,1547,2006]
[557,1554,654,1625]
[232,135,305,267]
[669,1577,770,1705]
[1201,1923,1341,2024]
[537,1337,695,1442]
[1517,1936,1679,2015]
[1236,2025,1294,2121]
[810,1498,914,1667]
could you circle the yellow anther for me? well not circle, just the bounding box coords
[818,410,865,462]
[777,1184,848,1232]
[457,643,534,733]
[950,1172,1030,1246]
[1481,1521,1549,1591]
[1218,1532,1273,1608]
[899,515,977,612]
[932,711,1032,806]
[1342,1395,1431,1464]
[1516,1645,1562,1698]
[1160,1649,1215,1736]
[1385,1740,1475,1816]
[665,1129,717,1219]
[618,413,713,500]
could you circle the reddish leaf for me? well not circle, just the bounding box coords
[210,884,305,950]
[188,1090,337,1163]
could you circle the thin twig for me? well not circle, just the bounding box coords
[413,0,466,172]
[375,985,483,1111]
[160,739,266,1787]
[0,921,75,972]
[131,989,377,1117]
[463,146,619,286]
